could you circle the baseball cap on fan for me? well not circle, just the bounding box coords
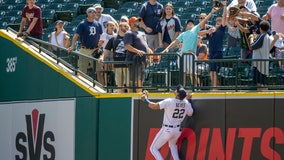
[120,15,129,22]
[128,17,141,25]
[93,4,104,12]
[86,7,96,14]
[176,85,186,100]
[55,20,64,26]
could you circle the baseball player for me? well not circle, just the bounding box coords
[141,85,194,160]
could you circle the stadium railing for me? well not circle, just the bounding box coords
[6,27,284,93]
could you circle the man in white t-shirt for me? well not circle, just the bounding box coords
[227,0,257,13]
[93,4,118,32]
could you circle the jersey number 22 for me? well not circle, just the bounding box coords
[172,109,185,119]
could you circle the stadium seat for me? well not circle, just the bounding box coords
[257,7,268,16]
[6,23,20,31]
[13,3,25,10]
[179,18,188,28]
[42,9,56,20]
[174,1,190,8]
[103,8,117,14]
[69,19,82,27]
[84,0,102,4]
[116,8,132,15]
[120,1,139,9]
[14,17,22,23]
[112,14,123,22]
[55,11,73,22]
[78,4,93,15]
[37,0,53,4]
[47,3,63,11]
[0,11,6,18]
[4,0,17,4]
[131,8,140,16]
[180,13,197,21]
[6,10,22,17]
[73,14,86,22]
[42,18,53,28]
[173,7,184,15]
[0,21,8,29]
[0,16,16,24]
[64,26,77,36]
[224,46,241,58]
[53,0,68,4]
[0,4,14,11]
[62,3,79,14]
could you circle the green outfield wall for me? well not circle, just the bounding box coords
[1,30,284,160]
[0,30,131,160]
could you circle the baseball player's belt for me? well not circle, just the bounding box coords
[163,124,180,128]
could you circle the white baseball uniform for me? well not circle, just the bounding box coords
[150,98,193,160]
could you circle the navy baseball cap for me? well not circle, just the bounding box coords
[186,19,195,25]
[176,85,186,100]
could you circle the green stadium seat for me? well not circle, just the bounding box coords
[13,4,26,10]
[53,0,68,4]
[131,8,140,16]
[64,26,77,35]
[14,17,22,23]
[6,10,22,17]
[174,1,190,7]
[0,4,14,11]
[69,19,82,27]
[36,0,53,4]
[0,16,16,24]
[0,21,8,29]
[173,7,184,15]
[116,8,132,15]
[73,14,86,21]
[42,9,56,20]
[78,4,93,15]
[103,8,117,14]
[47,3,63,11]
[6,23,20,30]
[120,1,139,9]
[55,11,73,22]
[180,13,197,20]
[62,2,79,12]
[0,10,6,18]
[5,0,17,4]
[112,14,123,21]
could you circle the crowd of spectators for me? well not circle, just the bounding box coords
[15,0,284,91]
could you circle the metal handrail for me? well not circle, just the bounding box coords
[6,27,284,92]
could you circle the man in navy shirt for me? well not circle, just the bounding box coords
[69,7,103,77]
[124,17,152,93]
[199,1,227,89]
[139,0,163,51]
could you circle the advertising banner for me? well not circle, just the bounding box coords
[133,97,284,160]
[0,99,75,160]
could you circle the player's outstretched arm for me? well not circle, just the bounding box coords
[186,93,195,116]
[141,90,160,110]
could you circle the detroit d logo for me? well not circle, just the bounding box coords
[15,109,55,160]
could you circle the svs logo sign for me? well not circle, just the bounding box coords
[15,109,55,160]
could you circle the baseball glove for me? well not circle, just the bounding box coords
[17,31,29,38]
[92,47,103,59]
[142,90,149,98]
[236,17,249,25]
[212,0,223,12]
[229,7,240,18]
